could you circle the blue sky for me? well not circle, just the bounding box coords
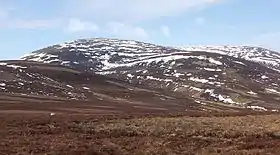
[0,0,279,60]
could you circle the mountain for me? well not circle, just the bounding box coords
[19,38,280,112]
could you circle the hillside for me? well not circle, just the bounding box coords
[1,60,209,114]
[21,38,280,112]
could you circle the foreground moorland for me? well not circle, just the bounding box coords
[1,109,280,155]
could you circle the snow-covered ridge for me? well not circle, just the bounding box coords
[22,38,280,72]
[22,38,226,72]
[178,45,280,71]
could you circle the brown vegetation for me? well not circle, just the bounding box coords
[1,111,280,155]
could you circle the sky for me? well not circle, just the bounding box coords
[0,0,279,60]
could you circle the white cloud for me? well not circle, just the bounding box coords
[0,3,59,30]
[106,21,149,40]
[0,5,14,19]
[12,19,59,29]
[251,32,280,51]
[0,0,222,41]
[195,17,206,25]
[67,0,222,22]
[0,5,59,29]
[0,19,59,29]
[0,10,8,19]
[161,25,171,37]
[0,0,222,32]
[67,18,99,32]
[1,17,99,31]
